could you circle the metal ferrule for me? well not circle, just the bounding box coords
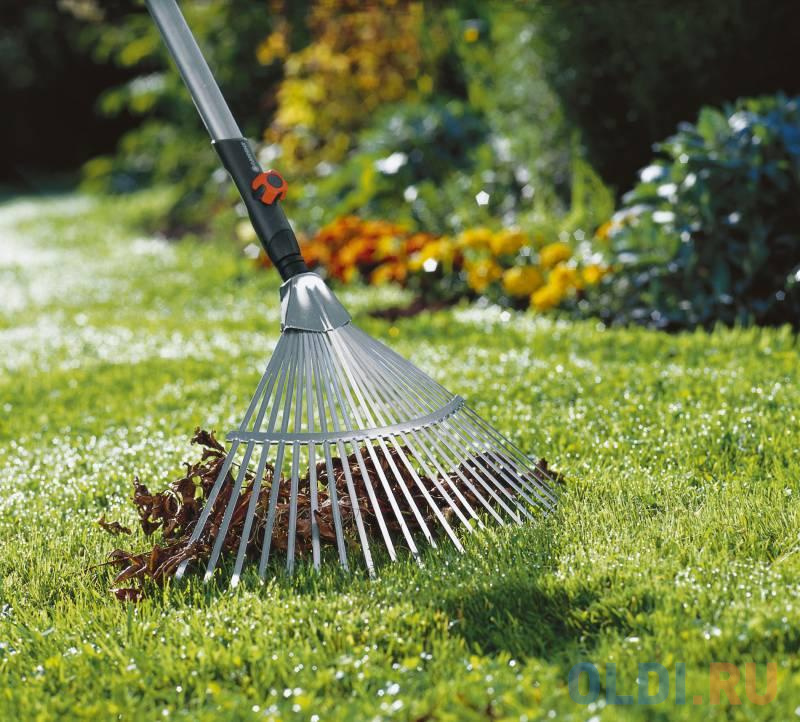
[279,272,351,332]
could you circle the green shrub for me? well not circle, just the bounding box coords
[592,94,800,329]
[289,6,611,238]
[80,0,283,233]
[289,100,489,232]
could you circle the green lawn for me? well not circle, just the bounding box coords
[1,192,798,721]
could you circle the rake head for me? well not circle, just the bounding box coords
[176,273,556,585]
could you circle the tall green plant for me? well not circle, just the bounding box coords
[593,95,800,329]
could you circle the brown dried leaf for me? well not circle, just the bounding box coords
[97,514,132,536]
[191,427,225,454]
[111,587,144,603]
[100,429,564,601]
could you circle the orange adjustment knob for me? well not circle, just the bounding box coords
[251,169,288,205]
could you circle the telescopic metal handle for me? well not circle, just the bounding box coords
[145,0,241,140]
[144,0,309,280]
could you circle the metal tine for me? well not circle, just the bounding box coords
[331,331,430,561]
[317,333,401,564]
[334,332,469,547]
[329,332,438,550]
[408,414,529,524]
[310,332,376,575]
[335,333,476,536]
[445,412,549,511]
[286,333,306,573]
[205,365,281,581]
[351,326,453,402]
[451,414,554,510]
[346,327,504,527]
[230,335,295,586]
[348,327,518,525]
[389,434,465,549]
[399,415,517,525]
[351,328,534,520]
[329,332,434,534]
[352,328,452,413]
[175,333,289,580]
[346,325,496,526]
[439,419,535,521]
[436,411,542,513]
[399,426,485,531]
[466,439,547,513]
[308,335,348,569]
[470,433,554,509]
[230,447,270,587]
[462,406,558,506]
[302,334,321,569]
[459,409,557,511]
[258,333,301,578]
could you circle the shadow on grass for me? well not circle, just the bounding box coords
[441,568,661,664]
[441,576,596,661]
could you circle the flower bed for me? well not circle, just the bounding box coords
[253,216,609,313]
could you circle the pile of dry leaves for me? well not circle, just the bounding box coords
[97,428,561,600]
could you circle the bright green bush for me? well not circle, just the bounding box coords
[593,95,800,329]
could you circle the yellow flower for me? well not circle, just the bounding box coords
[502,266,544,297]
[457,227,493,249]
[409,239,456,270]
[465,259,502,293]
[582,264,608,285]
[549,263,579,291]
[530,282,565,311]
[375,235,401,260]
[370,262,407,285]
[489,229,527,257]
[539,242,572,269]
[595,220,614,241]
[463,26,480,43]
[256,30,288,65]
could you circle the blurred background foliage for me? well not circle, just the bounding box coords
[2,0,799,329]
[590,95,800,329]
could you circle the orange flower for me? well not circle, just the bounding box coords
[406,232,435,254]
[299,240,331,268]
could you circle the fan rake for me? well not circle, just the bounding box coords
[144,0,557,584]
[172,276,556,584]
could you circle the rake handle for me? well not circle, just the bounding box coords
[145,0,308,280]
